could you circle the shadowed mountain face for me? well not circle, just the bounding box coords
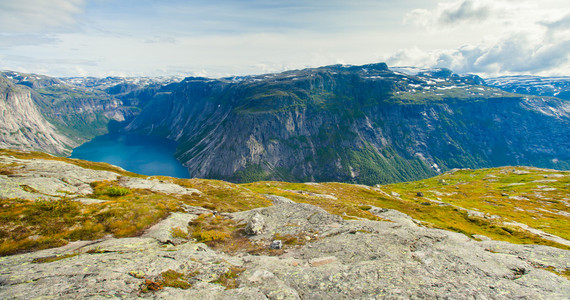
[1,64,569,184]
[123,64,570,184]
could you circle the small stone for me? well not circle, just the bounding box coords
[416,192,424,197]
[245,212,265,235]
[309,256,337,267]
[270,240,283,250]
[390,191,400,197]
[248,270,275,283]
[420,202,431,206]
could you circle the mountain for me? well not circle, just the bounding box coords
[1,65,569,185]
[124,63,570,184]
[0,71,155,154]
[0,149,568,298]
[486,75,570,100]
[0,75,73,154]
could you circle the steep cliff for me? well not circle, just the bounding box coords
[0,76,73,155]
[125,64,570,184]
[0,71,144,151]
[2,65,569,185]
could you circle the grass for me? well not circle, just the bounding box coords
[170,226,188,239]
[159,269,192,289]
[140,269,200,293]
[188,213,245,247]
[0,174,273,256]
[1,148,568,256]
[242,166,570,250]
[0,183,180,255]
[31,252,79,263]
[187,213,298,255]
[102,186,131,197]
[213,266,246,289]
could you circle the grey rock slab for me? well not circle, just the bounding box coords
[119,177,202,196]
[0,175,56,200]
[264,194,295,205]
[0,156,120,200]
[4,156,119,183]
[1,195,569,299]
[232,195,343,240]
[142,212,196,244]
[245,212,266,235]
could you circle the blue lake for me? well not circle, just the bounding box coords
[70,134,189,178]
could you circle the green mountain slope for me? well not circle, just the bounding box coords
[124,63,570,184]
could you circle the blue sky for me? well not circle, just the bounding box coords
[0,0,568,77]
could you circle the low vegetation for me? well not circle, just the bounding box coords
[0,164,271,256]
[187,213,306,255]
[243,166,570,250]
[213,266,246,289]
[0,149,568,256]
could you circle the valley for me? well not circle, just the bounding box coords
[1,63,569,185]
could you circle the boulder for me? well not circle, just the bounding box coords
[245,212,265,235]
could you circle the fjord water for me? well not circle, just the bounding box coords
[70,134,189,178]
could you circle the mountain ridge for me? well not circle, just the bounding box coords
[1,64,569,185]
[122,64,570,184]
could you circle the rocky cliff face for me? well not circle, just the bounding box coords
[0,71,146,152]
[125,64,570,184]
[0,77,73,155]
[1,66,569,185]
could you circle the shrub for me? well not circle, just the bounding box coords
[214,266,246,289]
[32,253,78,263]
[170,226,188,239]
[192,230,230,242]
[160,269,191,289]
[104,186,131,197]
[140,279,163,293]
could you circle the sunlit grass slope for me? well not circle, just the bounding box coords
[1,148,568,256]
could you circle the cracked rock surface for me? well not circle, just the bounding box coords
[1,195,568,299]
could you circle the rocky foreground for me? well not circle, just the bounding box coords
[0,151,569,299]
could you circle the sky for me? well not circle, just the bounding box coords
[0,0,568,78]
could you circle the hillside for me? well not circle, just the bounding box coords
[1,64,570,185]
[0,71,147,155]
[0,149,568,298]
[124,64,570,184]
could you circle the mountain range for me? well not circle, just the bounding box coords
[1,63,569,184]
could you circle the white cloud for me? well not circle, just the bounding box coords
[405,0,495,28]
[387,32,570,76]
[0,0,85,33]
[1,0,568,77]
[395,0,570,76]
